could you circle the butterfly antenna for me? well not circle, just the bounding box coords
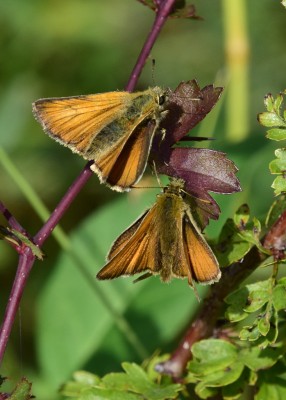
[151,58,156,86]
[152,161,163,189]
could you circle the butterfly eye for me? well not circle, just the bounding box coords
[158,94,166,106]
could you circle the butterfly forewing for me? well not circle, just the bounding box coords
[33,93,132,153]
[93,120,157,190]
[97,206,159,279]
[183,210,221,284]
[33,87,166,191]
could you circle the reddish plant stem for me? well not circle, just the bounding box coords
[126,0,176,91]
[34,162,93,246]
[0,201,26,233]
[156,244,267,377]
[0,250,35,363]
[0,2,176,366]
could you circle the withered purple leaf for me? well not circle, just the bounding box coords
[153,148,241,225]
[150,81,240,224]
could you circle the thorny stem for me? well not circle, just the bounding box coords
[0,1,176,366]
[156,244,267,377]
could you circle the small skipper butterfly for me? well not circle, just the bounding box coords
[97,178,221,287]
[33,87,167,191]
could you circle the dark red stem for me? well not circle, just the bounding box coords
[0,201,26,233]
[126,0,176,91]
[0,250,35,363]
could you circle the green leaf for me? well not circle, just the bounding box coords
[265,195,286,228]
[189,339,238,375]
[240,325,261,341]
[11,229,44,260]
[240,347,281,371]
[258,112,285,128]
[225,280,272,322]
[222,369,251,400]
[79,387,140,400]
[102,363,182,400]
[271,175,286,196]
[233,204,250,226]
[195,361,244,392]
[215,218,252,267]
[255,363,286,400]
[9,378,33,400]
[263,94,275,112]
[272,283,286,310]
[266,128,286,141]
[225,287,249,322]
[258,317,270,336]
[273,93,284,114]
[61,370,101,397]
[243,288,270,313]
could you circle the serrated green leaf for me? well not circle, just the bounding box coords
[255,364,286,400]
[195,385,218,400]
[265,195,286,228]
[258,317,271,336]
[240,325,261,341]
[263,94,275,112]
[273,284,286,310]
[233,204,250,226]
[189,340,238,376]
[240,347,281,371]
[118,363,182,400]
[266,128,286,141]
[73,371,100,385]
[278,276,286,285]
[225,287,249,322]
[243,289,270,313]
[271,175,286,196]
[222,369,251,400]
[258,112,285,128]
[273,93,284,114]
[9,378,33,400]
[215,219,252,267]
[60,371,100,397]
[80,387,140,400]
[274,147,286,159]
[195,361,244,390]
[269,158,286,174]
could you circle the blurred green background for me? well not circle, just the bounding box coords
[0,0,286,398]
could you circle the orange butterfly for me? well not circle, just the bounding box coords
[97,178,221,287]
[33,87,167,191]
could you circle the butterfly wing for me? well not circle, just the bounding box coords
[32,92,132,154]
[93,119,157,190]
[183,210,221,284]
[33,89,164,190]
[97,205,159,280]
[107,210,149,260]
